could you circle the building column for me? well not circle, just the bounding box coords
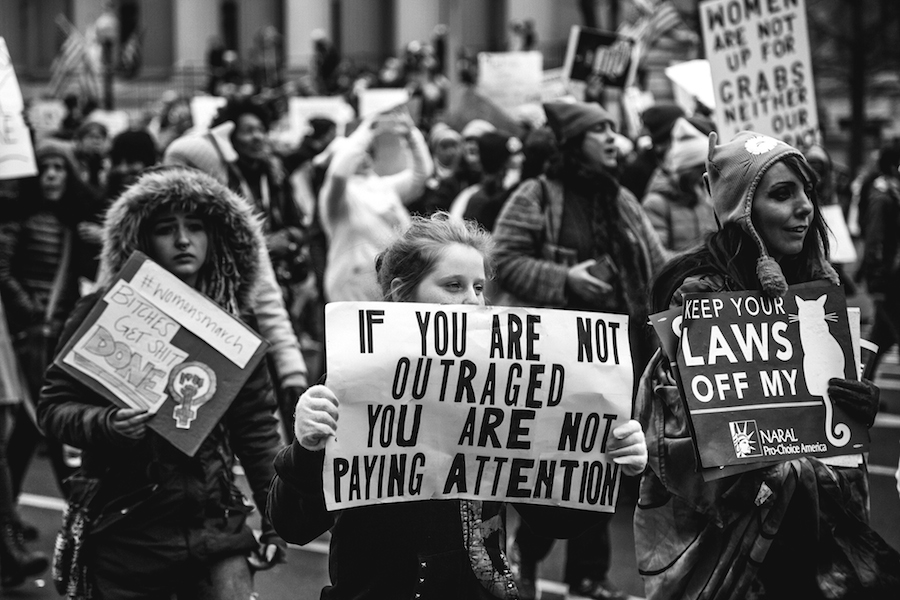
[284,0,331,71]
[173,0,219,68]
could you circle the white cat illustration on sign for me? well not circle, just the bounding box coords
[791,294,850,447]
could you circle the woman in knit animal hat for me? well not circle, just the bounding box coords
[37,166,286,598]
[634,132,898,600]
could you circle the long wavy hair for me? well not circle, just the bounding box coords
[650,154,831,313]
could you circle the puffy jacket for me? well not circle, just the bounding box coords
[38,167,283,551]
[640,169,717,253]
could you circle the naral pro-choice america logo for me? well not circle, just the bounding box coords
[730,420,762,458]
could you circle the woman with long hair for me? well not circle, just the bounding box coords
[635,132,898,600]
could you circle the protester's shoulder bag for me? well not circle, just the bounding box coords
[53,474,102,599]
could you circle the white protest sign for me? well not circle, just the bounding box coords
[0,37,37,180]
[477,51,543,111]
[289,96,355,137]
[63,280,188,413]
[324,302,634,512]
[664,59,716,111]
[820,204,857,265]
[190,95,228,132]
[700,0,818,148]
[358,88,409,119]
[130,261,262,368]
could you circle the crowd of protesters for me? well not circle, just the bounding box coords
[2,19,900,600]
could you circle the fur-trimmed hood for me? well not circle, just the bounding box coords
[97,166,265,313]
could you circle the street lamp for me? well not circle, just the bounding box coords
[95,8,119,110]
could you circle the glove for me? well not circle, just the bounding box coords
[828,378,880,428]
[247,533,287,572]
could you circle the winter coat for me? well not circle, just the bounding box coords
[641,170,717,253]
[268,439,606,600]
[492,175,667,309]
[37,168,283,586]
[861,175,900,297]
[634,271,897,600]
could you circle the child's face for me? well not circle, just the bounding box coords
[409,243,486,306]
[148,210,209,287]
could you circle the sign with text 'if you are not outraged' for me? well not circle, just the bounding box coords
[55,252,269,456]
[323,303,634,512]
[673,282,867,470]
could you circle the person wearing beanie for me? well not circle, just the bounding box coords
[641,118,717,252]
[73,119,110,197]
[457,132,521,231]
[493,101,666,600]
[407,123,470,217]
[0,139,101,559]
[620,103,686,200]
[37,166,286,598]
[101,129,161,208]
[635,132,891,600]
[459,118,497,185]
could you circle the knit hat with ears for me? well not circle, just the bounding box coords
[705,130,839,297]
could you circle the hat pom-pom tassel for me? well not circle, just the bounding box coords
[757,256,788,297]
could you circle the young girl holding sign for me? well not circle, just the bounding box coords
[37,167,285,598]
[635,132,898,599]
[268,213,649,600]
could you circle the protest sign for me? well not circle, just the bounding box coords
[562,26,634,88]
[700,0,819,148]
[190,95,228,132]
[664,59,716,112]
[820,204,857,265]
[477,51,543,112]
[288,96,355,137]
[675,282,867,470]
[323,302,634,512]
[0,37,37,180]
[358,88,410,119]
[56,252,268,456]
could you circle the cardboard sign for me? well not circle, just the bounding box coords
[56,252,268,456]
[358,88,410,119]
[700,0,819,149]
[477,51,543,111]
[664,59,716,111]
[562,26,634,87]
[323,302,634,512]
[289,96,355,137]
[675,282,867,470]
[820,204,857,265]
[0,37,37,180]
[190,95,228,132]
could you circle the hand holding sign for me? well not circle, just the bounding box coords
[110,408,153,441]
[568,259,614,303]
[295,384,340,451]
[606,420,648,476]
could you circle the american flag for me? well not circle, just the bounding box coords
[48,15,102,101]
[620,0,694,50]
